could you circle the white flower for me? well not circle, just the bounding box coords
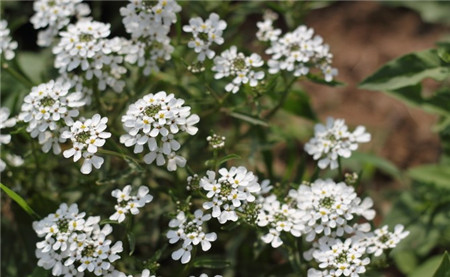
[30,0,91,47]
[183,13,227,61]
[120,91,199,171]
[19,80,85,154]
[264,21,338,81]
[256,10,281,42]
[109,185,153,223]
[290,179,375,242]
[207,133,226,149]
[304,117,371,170]
[0,20,18,60]
[167,210,217,264]
[212,46,265,94]
[201,167,261,224]
[365,224,409,257]
[0,107,17,171]
[62,114,111,174]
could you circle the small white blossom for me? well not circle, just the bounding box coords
[183,13,227,61]
[304,117,371,170]
[0,107,17,171]
[62,114,111,174]
[120,91,199,171]
[212,46,265,93]
[0,20,18,60]
[256,10,281,42]
[110,185,153,223]
[207,133,226,149]
[365,224,409,257]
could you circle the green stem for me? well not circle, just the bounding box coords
[338,156,344,181]
[98,148,141,167]
[264,75,297,120]
[2,63,34,88]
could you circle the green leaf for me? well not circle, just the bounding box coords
[282,89,318,121]
[127,232,135,255]
[27,266,49,277]
[193,256,231,269]
[229,112,268,127]
[0,183,40,219]
[306,73,345,87]
[99,219,121,225]
[217,154,241,166]
[347,152,402,179]
[408,164,450,189]
[410,255,445,277]
[360,49,450,91]
[433,252,450,277]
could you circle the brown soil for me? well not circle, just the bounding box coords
[303,2,448,169]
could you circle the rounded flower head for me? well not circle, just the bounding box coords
[304,117,371,170]
[110,185,153,223]
[0,20,18,60]
[120,91,199,171]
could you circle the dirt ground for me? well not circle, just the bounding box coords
[303,2,448,170]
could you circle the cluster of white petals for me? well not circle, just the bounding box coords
[120,0,180,75]
[33,203,123,276]
[167,210,217,264]
[183,13,227,61]
[212,46,265,93]
[19,80,85,155]
[120,91,199,171]
[200,166,261,224]
[62,114,111,174]
[304,117,371,170]
[259,14,338,82]
[30,0,91,46]
[109,185,153,223]
[0,20,18,60]
[0,107,17,171]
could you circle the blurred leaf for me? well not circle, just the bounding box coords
[128,232,136,256]
[433,251,450,277]
[360,49,450,91]
[0,183,40,219]
[408,164,450,190]
[306,73,345,87]
[438,48,450,63]
[27,265,49,277]
[394,250,418,274]
[99,219,121,225]
[410,255,444,277]
[218,154,241,166]
[282,89,318,121]
[347,152,402,179]
[229,112,268,127]
[193,256,231,269]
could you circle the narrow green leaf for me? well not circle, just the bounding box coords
[229,112,268,127]
[282,89,318,121]
[360,49,450,91]
[99,219,121,225]
[409,255,444,277]
[408,164,450,190]
[193,256,231,269]
[433,251,450,277]
[127,232,136,256]
[0,183,40,219]
[348,152,402,179]
[217,154,241,166]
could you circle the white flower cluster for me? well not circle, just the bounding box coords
[212,46,265,93]
[259,14,338,82]
[30,0,91,46]
[304,117,371,170]
[252,178,408,276]
[0,20,18,60]
[62,114,111,174]
[290,179,376,242]
[120,91,199,171]
[200,166,261,224]
[120,0,181,75]
[19,80,85,155]
[183,13,227,62]
[257,194,305,248]
[0,107,17,171]
[109,185,153,223]
[167,210,217,264]
[53,20,128,95]
[191,274,223,277]
[33,203,123,276]
[206,133,226,149]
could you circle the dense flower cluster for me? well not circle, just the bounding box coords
[62,114,111,174]
[200,167,261,224]
[304,117,371,170]
[0,107,17,171]
[0,20,18,60]
[258,13,338,81]
[212,46,265,93]
[206,133,226,149]
[120,0,181,75]
[19,80,85,155]
[30,0,90,46]
[109,185,153,223]
[167,210,217,264]
[33,203,123,276]
[183,13,227,62]
[120,91,199,171]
